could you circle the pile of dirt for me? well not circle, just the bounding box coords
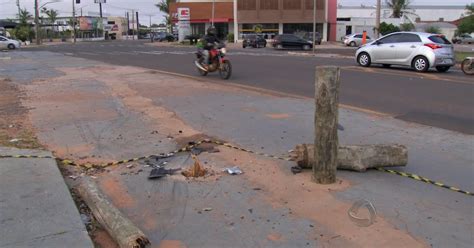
[181,155,207,178]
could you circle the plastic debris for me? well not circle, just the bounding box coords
[224,166,243,175]
[148,167,181,179]
[348,199,377,227]
[69,175,78,180]
[202,207,213,212]
[9,138,20,143]
[80,213,91,226]
[290,166,303,174]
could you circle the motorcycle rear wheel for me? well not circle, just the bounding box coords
[461,59,474,75]
[219,60,232,80]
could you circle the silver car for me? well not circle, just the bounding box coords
[0,36,20,50]
[356,32,454,72]
[344,33,373,47]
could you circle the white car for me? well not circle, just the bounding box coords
[355,32,454,72]
[344,33,373,47]
[0,36,21,50]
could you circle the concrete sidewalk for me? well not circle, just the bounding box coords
[0,147,93,248]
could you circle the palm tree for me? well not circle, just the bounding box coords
[42,8,59,39]
[155,0,172,33]
[18,8,32,26]
[386,0,411,18]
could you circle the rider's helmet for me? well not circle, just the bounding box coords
[207,26,217,36]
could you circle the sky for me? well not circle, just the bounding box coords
[0,0,472,25]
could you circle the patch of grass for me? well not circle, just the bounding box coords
[455,51,474,63]
[0,129,42,149]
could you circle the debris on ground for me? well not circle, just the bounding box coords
[148,167,181,179]
[182,155,207,178]
[202,207,213,212]
[224,166,243,175]
[348,199,377,227]
[9,138,20,143]
[290,166,303,174]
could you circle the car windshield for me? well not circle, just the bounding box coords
[428,35,451,44]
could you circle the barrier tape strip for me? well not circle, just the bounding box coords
[376,168,472,196]
[0,139,471,196]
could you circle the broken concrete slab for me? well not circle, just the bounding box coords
[0,146,93,248]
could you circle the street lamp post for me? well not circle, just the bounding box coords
[72,0,76,43]
[312,0,316,53]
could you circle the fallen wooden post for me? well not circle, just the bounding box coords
[291,144,408,172]
[77,177,150,248]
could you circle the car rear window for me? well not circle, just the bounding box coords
[428,35,451,44]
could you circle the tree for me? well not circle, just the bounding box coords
[386,0,411,18]
[41,8,59,39]
[425,26,441,34]
[457,4,474,35]
[14,8,33,42]
[155,0,172,33]
[400,23,415,31]
[379,22,400,35]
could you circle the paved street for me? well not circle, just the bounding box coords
[27,40,474,134]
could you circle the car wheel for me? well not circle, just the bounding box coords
[436,66,450,73]
[412,56,429,72]
[243,45,246,48]
[302,45,311,51]
[382,64,391,68]
[357,52,371,67]
[7,44,16,50]
[276,44,283,50]
[349,41,356,47]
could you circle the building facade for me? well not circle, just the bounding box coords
[169,0,338,41]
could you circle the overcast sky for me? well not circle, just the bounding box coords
[0,0,472,26]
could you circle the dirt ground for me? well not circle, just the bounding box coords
[10,61,429,247]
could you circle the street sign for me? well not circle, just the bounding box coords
[177,8,191,42]
[94,0,106,3]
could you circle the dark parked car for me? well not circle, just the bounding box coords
[272,34,313,50]
[243,34,267,48]
[301,32,322,45]
[153,32,175,42]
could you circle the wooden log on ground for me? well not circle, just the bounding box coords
[77,177,150,248]
[291,144,408,172]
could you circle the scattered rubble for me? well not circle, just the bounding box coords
[182,155,207,178]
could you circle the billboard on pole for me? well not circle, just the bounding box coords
[177,8,191,42]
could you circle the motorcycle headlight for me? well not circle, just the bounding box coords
[220,48,227,54]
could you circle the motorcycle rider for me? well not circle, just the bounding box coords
[199,26,220,71]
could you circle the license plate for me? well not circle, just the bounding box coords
[443,59,453,64]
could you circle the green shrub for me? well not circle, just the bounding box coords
[400,23,415,31]
[425,26,441,34]
[379,22,400,35]
[227,33,235,43]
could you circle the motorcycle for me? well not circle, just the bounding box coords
[461,57,474,75]
[194,43,232,80]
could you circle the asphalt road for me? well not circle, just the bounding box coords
[27,40,474,134]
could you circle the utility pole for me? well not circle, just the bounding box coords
[131,10,135,40]
[233,0,238,42]
[126,11,130,40]
[99,3,103,18]
[211,0,215,26]
[35,0,40,45]
[375,0,381,38]
[72,0,76,43]
[16,0,21,20]
[312,0,316,54]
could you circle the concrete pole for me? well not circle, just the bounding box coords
[375,0,381,38]
[35,0,40,45]
[131,10,135,40]
[211,0,215,26]
[313,66,340,184]
[233,0,238,42]
[72,0,76,43]
[312,0,316,53]
[16,0,21,20]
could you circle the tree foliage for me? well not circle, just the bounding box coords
[400,23,415,31]
[457,4,474,34]
[155,0,172,33]
[385,0,411,18]
[425,26,441,34]
[379,22,400,35]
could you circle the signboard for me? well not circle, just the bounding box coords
[79,17,104,31]
[104,24,119,32]
[177,8,191,42]
[94,0,106,3]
